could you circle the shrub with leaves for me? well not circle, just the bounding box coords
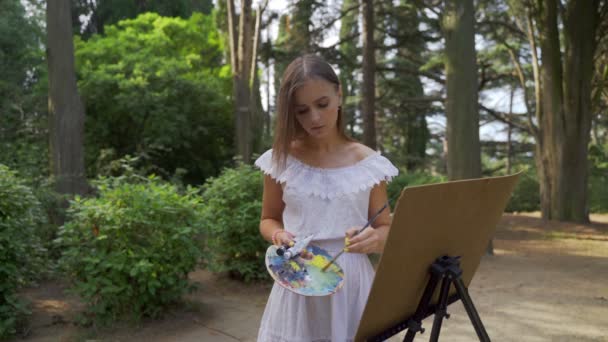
[200,163,268,283]
[75,12,233,183]
[0,164,47,338]
[504,167,540,212]
[387,172,446,208]
[56,176,203,324]
[589,143,608,213]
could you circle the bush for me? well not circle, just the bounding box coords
[0,165,47,339]
[589,174,608,213]
[200,163,267,283]
[55,176,203,324]
[76,13,233,184]
[589,143,608,213]
[387,171,446,208]
[505,167,540,212]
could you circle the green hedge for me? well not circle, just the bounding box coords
[200,163,268,283]
[56,176,204,324]
[386,172,446,208]
[505,168,540,212]
[589,144,608,213]
[0,165,47,338]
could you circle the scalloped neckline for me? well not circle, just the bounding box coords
[286,151,380,172]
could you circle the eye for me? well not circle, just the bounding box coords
[318,102,328,108]
[297,108,309,115]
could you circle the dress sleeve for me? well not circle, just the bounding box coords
[254,149,281,181]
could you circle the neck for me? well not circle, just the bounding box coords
[301,130,346,153]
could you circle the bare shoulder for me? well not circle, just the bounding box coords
[288,140,304,159]
[346,142,377,161]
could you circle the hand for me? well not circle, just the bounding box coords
[273,230,295,247]
[344,227,385,254]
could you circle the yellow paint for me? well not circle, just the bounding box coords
[290,261,300,271]
[308,255,328,268]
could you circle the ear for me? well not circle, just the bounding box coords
[337,84,343,104]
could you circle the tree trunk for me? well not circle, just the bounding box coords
[507,84,514,174]
[47,0,88,196]
[361,0,376,149]
[443,0,481,181]
[535,0,598,222]
[559,0,598,222]
[443,0,486,253]
[227,0,254,163]
[338,0,359,137]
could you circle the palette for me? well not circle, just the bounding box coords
[265,244,345,296]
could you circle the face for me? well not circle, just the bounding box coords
[292,78,342,139]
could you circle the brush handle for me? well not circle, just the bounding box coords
[322,201,389,272]
[354,202,389,236]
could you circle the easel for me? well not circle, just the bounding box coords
[354,174,520,342]
[368,256,490,342]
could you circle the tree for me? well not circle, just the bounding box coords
[0,0,48,179]
[338,0,360,137]
[273,1,320,97]
[47,0,88,195]
[71,0,213,39]
[226,0,267,163]
[533,0,602,222]
[75,13,233,184]
[442,0,481,181]
[361,0,377,149]
[490,0,605,222]
[375,1,431,170]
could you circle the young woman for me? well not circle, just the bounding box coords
[255,54,398,341]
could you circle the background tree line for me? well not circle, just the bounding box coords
[2,0,607,220]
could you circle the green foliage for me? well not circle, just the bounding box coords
[75,12,233,185]
[387,172,447,208]
[589,144,608,213]
[376,2,432,171]
[505,166,540,212]
[56,176,204,324]
[0,0,41,106]
[0,165,47,338]
[200,163,267,283]
[0,0,48,182]
[72,0,214,39]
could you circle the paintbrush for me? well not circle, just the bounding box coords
[321,201,389,272]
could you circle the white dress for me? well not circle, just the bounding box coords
[254,149,399,342]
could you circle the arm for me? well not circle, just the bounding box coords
[345,181,392,254]
[259,174,294,246]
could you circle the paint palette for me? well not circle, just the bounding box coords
[265,244,345,296]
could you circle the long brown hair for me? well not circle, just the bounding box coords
[272,54,350,170]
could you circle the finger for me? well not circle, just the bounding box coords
[344,240,368,254]
[345,227,361,246]
[345,227,359,238]
[349,228,373,244]
[275,236,292,247]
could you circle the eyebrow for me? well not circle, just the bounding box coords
[295,96,329,107]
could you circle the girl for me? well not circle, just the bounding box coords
[255,54,398,341]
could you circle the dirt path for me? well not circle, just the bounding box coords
[11,213,608,342]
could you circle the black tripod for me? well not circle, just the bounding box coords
[369,256,491,342]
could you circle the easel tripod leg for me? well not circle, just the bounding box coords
[453,277,491,342]
[402,270,442,342]
[429,275,452,342]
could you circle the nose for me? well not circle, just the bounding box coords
[310,109,322,124]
